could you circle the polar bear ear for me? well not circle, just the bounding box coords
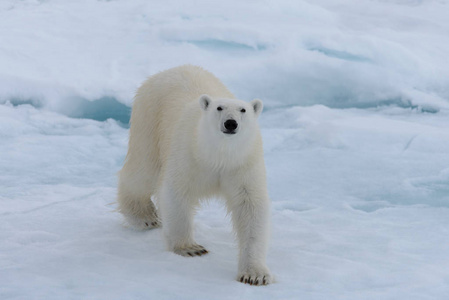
[199,94,212,111]
[251,99,263,117]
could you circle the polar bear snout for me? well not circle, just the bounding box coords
[223,119,238,134]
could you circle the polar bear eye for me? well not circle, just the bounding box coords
[240,108,246,113]
[217,107,223,111]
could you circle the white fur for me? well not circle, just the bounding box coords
[118,65,272,285]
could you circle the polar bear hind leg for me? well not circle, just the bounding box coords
[117,167,161,230]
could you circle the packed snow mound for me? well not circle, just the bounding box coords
[1,0,449,119]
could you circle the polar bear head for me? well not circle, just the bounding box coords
[199,95,263,138]
[197,95,264,167]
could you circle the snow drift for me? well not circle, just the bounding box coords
[1,0,449,122]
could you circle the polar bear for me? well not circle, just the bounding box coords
[117,65,272,285]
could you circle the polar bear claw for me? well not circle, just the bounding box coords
[174,244,208,257]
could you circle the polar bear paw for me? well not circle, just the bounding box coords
[174,244,208,257]
[237,267,272,286]
[124,213,161,230]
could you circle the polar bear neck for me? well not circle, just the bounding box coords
[195,121,262,172]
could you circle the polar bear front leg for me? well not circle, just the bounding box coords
[231,195,272,285]
[224,180,273,285]
[158,179,208,257]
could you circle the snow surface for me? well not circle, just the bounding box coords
[1,1,449,299]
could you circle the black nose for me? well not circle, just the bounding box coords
[224,119,238,131]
